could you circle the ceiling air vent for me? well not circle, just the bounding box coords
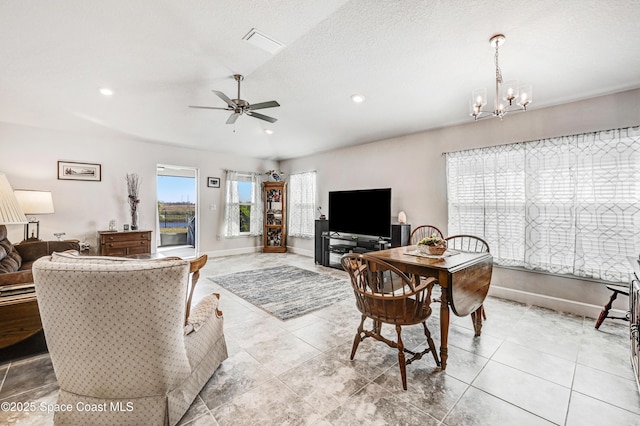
[242,28,285,54]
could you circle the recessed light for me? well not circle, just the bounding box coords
[351,94,365,103]
[265,129,274,135]
[99,88,114,96]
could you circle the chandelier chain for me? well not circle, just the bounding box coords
[494,44,503,84]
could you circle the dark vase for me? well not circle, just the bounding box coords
[131,210,139,230]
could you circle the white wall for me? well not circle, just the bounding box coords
[0,123,277,255]
[280,88,640,317]
[2,89,638,317]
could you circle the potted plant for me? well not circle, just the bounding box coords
[417,233,447,255]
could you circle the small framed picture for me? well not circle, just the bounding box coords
[207,177,220,188]
[58,161,101,181]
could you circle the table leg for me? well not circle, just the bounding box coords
[439,287,450,370]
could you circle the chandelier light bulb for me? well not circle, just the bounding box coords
[518,84,533,108]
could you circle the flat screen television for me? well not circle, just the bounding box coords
[328,188,392,238]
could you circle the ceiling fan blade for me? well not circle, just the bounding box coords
[212,90,238,108]
[247,111,277,123]
[226,112,241,124]
[189,106,231,110]
[248,100,280,110]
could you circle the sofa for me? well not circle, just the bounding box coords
[33,252,228,425]
[0,225,80,286]
[0,225,81,349]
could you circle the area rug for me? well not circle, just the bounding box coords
[208,265,352,320]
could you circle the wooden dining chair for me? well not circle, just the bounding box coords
[409,225,444,245]
[445,235,490,329]
[341,253,440,390]
[445,234,490,254]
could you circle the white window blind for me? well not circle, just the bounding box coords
[288,171,316,238]
[446,126,640,283]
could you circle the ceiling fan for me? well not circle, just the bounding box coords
[189,74,280,124]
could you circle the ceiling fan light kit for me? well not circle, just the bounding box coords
[470,34,532,121]
[189,74,280,124]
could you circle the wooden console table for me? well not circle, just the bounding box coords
[98,230,152,256]
[367,246,493,370]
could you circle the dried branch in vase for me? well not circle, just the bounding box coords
[126,173,141,229]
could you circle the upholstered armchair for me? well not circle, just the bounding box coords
[32,252,228,426]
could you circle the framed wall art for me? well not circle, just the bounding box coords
[207,177,220,188]
[58,161,102,181]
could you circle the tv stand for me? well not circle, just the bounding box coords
[320,233,390,270]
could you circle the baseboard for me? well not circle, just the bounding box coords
[489,285,628,321]
[286,246,313,257]
[203,246,262,258]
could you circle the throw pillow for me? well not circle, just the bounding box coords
[184,294,220,335]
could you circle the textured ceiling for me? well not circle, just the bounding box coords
[1,0,639,160]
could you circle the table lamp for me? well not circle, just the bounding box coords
[0,173,28,237]
[13,189,54,241]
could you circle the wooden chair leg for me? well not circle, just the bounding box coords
[350,314,366,360]
[423,322,440,366]
[595,290,620,329]
[470,305,484,336]
[396,324,407,390]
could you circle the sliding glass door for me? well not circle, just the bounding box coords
[156,165,197,258]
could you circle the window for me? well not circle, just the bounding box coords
[446,126,640,283]
[238,181,252,233]
[223,171,263,237]
[288,171,317,238]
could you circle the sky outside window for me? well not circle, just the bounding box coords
[158,176,195,203]
[238,181,252,203]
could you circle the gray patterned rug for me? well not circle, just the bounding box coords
[209,265,351,320]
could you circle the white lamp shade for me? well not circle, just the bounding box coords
[0,174,28,224]
[14,190,55,215]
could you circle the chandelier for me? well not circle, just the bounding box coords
[470,34,532,120]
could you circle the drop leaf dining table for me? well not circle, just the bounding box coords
[366,246,493,370]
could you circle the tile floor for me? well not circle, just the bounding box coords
[1,252,639,425]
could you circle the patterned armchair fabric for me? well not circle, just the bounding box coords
[32,254,228,426]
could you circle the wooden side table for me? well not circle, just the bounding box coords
[0,292,40,349]
[98,230,152,256]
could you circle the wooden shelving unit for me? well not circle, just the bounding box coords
[263,181,287,253]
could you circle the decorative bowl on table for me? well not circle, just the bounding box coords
[417,234,447,256]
